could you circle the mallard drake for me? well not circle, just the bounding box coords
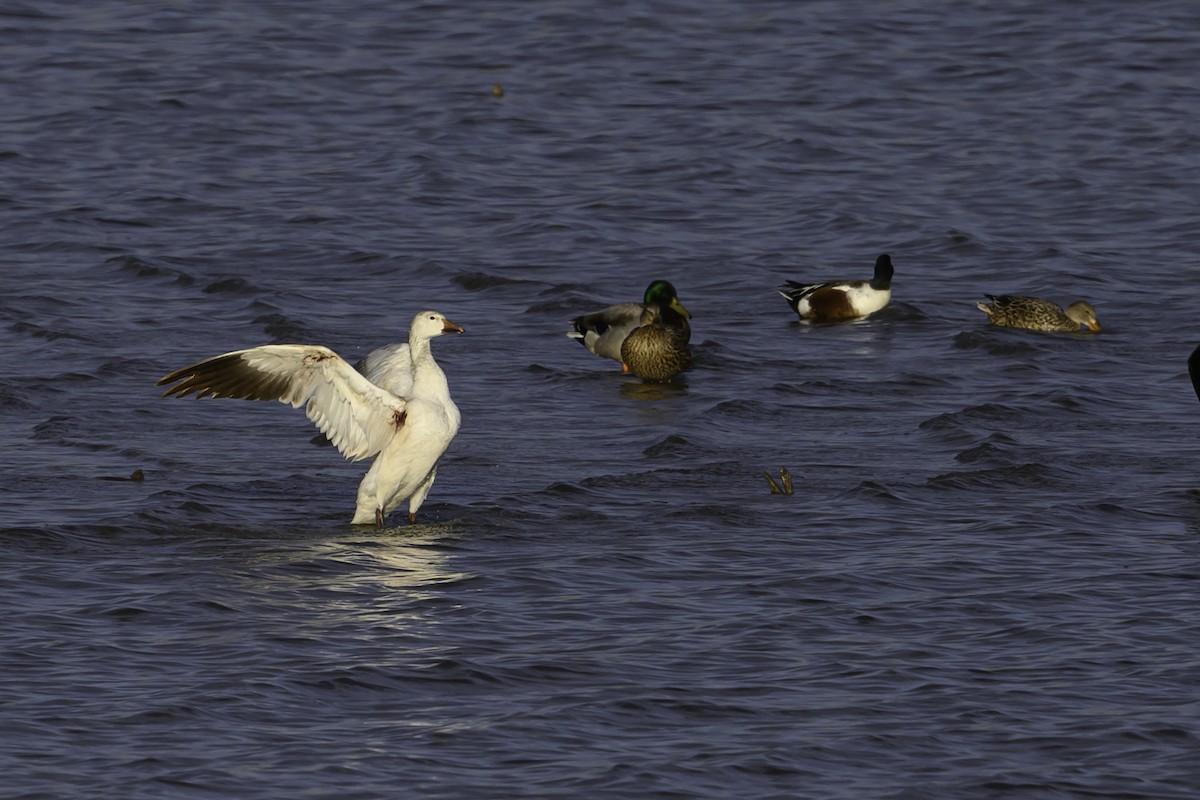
[620,305,692,382]
[568,280,691,362]
[778,253,894,322]
[976,295,1101,333]
[157,311,464,527]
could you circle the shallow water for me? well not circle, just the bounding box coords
[3,2,1200,798]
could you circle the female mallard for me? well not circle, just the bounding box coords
[620,305,691,382]
[778,253,893,322]
[976,295,1101,333]
[568,279,691,362]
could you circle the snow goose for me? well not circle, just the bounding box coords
[778,253,894,323]
[157,310,464,526]
[976,295,1101,333]
[568,279,692,363]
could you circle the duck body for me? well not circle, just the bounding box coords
[568,280,691,363]
[779,254,894,323]
[157,311,464,526]
[976,295,1101,333]
[620,305,692,382]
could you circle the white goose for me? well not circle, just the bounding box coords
[157,310,464,527]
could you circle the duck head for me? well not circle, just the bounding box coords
[643,280,692,320]
[870,254,894,290]
[1064,301,1101,332]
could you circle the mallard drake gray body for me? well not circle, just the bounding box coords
[568,280,691,362]
[157,311,464,527]
[976,295,1101,333]
[620,305,691,382]
[778,254,894,323]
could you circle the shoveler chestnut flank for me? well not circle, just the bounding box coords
[976,295,1101,333]
[778,254,894,323]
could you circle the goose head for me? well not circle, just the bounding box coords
[410,310,465,340]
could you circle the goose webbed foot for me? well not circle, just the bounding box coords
[375,508,384,528]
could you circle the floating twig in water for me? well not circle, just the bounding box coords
[763,467,794,496]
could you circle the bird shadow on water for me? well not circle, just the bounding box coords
[618,377,688,400]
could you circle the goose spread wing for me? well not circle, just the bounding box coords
[158,344,407,462]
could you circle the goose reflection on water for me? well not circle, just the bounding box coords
[238,528,473,619]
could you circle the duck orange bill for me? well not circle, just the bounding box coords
[442,319,465,334]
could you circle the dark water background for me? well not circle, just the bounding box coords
[3,2,1200,798]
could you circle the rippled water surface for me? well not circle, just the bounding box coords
[4,2,1200,798]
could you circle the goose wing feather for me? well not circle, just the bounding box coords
[158,344,406,462]
[357,342,414,396]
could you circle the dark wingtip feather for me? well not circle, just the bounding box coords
[157,352,291,402]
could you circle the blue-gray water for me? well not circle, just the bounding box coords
[3,2,1200,798]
